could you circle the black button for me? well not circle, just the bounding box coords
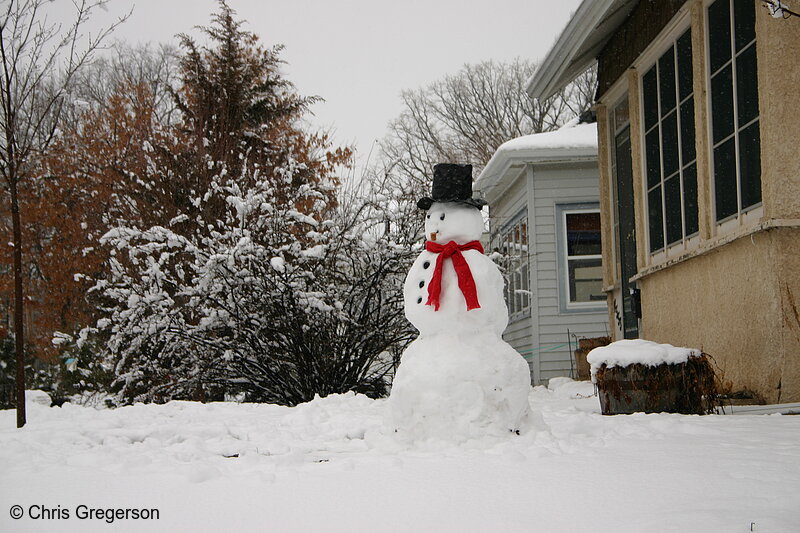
[423,261,430,269]
[417,297,422,304]
[419,281,425,288]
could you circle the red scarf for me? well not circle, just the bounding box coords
[425,240,484,311]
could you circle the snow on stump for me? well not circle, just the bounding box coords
[587,340,716,415]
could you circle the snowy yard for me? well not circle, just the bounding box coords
[1,380,799,533]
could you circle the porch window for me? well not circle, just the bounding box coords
[497,212,531,317]
[707,0,760,222]
[563,209,603,305]
[642,28,698,253]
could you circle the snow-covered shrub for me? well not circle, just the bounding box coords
[50,334,117,405]
[83,153,415,405]
[70,4,416,405]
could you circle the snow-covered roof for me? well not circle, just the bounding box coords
[491,120,597,154]
[527,0,637,100]
[477,121,598,203]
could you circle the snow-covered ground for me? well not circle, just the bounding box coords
[2,380,799,532]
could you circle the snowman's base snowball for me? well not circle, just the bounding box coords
[387,333,532,441]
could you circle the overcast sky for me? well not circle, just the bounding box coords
[47,0,581,168]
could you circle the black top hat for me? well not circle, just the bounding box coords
[417,163,488,210]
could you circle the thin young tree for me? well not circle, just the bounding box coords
[0,0,126,427]
[379,60,597,237]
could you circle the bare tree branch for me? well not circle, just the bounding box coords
[0,0,127,427]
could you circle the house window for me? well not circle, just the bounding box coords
[707,0,760,222]
[561,208,603,306]
[497,212,530,317]
[642,28,698,253]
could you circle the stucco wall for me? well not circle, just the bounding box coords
[754,9,800,402]
[639,227,800,403]
[775,227,800,403]
[756,7,800,220]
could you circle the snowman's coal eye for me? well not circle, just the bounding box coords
[426,214,430,219]
[440,214,445,221]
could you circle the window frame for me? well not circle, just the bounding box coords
[611,95,629,287]
[704,0,762,232]
[607,90,641,339]
[556,203,604,313]
[495,209,531,321]
[637,19,701,263]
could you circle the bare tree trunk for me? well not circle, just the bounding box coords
[0,0,127,427]
[10,177,24,427]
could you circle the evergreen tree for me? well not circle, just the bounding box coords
[75,2,415,405]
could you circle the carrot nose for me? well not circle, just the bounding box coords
[430,231,437,241]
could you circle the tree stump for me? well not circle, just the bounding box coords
[595,354,716,415]
[574,336,611,381]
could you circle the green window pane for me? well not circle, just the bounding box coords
[680,99,696,164]
[711,65,734,143]
[683,163,699,236]
[664,174,683,245]
[736,44,759,127]
[714,138,737,221]
[658,47,677,116]
[648,187,664,252]
[646,127,661,188]
[643,67,659,130]
[734,0,756,52]
[708,0,732,74]
[739,121,762,209]
[662,111,679,177]
[677,29,693,101]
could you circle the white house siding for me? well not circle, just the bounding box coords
[530,162,608,383]
[503,317,534,370]
[487,165,527,229]
[479,123,605,385]
[487,168,536,380]
[484,160,608,384]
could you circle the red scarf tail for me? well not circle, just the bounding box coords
[450,252,480,311]
[425,253,447,311]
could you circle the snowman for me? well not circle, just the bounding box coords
[387,163,532,440]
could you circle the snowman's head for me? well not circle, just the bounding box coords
[425,202,484,244]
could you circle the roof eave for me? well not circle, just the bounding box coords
[526,0,615,100]
[477,146,598,204]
